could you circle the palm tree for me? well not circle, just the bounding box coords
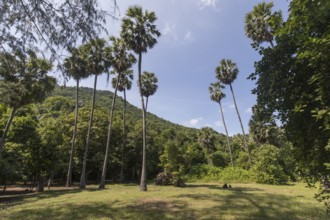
[112,69,134,183]
[99,36,136,189]
[121,5,161,191]
[0,51,56,152]
[209,82,234,167]
[63,47,89,187]
[141,71,158,112]
[216,59,252,165]
[79,38,111,189]
[244,2,282,48]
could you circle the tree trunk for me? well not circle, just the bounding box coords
[80,74,98,189]
[99,78,120,189]
[0,107,17,152]
[36,175,44,192]
[137,52,147,192]
[219,101,234,167]
[229,83,252,165]
[66,80,79,187]
[270,40,274,48]
[119,89,127,183]
[145,97,149,112]
[47,171,54,190]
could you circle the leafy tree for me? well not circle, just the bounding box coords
[0,50,55,152]
[99,36,135,189]
[209,82,233,167]
[244,1,282,49]
[198,127,216,165]
[141,72,158,111]
[248,0,330,183]
[251,144,288,184]
[62,47,89,187]
[79,38,111,189]
[0,0,114,58]
[216,59,252,165]
[121,5,161,191]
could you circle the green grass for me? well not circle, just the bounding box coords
[0,182,328,220]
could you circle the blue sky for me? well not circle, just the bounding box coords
[64,0,290,135]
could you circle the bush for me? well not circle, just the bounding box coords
[186,164,254,183]
[155,172,172,185]
[251,144,289,184]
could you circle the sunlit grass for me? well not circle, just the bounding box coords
[0,182,328,220]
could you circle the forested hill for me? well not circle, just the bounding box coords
[52,85,200,134]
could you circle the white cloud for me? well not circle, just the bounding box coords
[198,0,219,10]
[162,23,178,41]
[189,117,203,126]
[184,31,194,42]
[245,107,252,113]
[229,104,235,109]
[214,120,223,127]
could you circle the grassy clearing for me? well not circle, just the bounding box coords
[0,182,328,220]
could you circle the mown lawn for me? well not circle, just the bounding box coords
[0,182,328,220]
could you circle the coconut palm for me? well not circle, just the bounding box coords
[79,38,111,189]
[0,51,56,152]
[112,69,134,183]
[216,59,252,165]
[209,82,234,167]
[99,36,136,189]
[141,71,158,112]
[121,5,161,191]
[63,47,89,187]
[244,2,282,48]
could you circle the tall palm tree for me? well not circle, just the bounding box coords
[99,36,136,189]
[216,59,252,165]
[79,38,111,189]
[63,47,89,187]
[0,51,56,152]
[209,82,234,167]
[112,69,134,183]
[141,71,158,112]
[244,2,282,48]
[121,5,161,191]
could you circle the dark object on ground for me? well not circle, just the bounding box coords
[223,183,228,189]
[229,184,232,188]
[155,172,172,185]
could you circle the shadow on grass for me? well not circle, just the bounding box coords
[184,184,264,192]
[1,200,196,220]
[1,184,328,220]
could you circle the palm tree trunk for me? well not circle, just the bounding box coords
[145,97,149,112]
[99,78,120,189]
[119,89,127,183]
[66,80,79,187]
[80,74,98,189]
[219,101,234,167]
[270,40,274,48]
[229,83,252,165]
[0,107,17,152]
[138,52,147,192]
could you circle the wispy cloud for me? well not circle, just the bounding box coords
[184,31,194,42]
[162,22,178,41]
[229,104,235,109]
[198,0,219,10]
[245,107,252,113]
[189,117,203,126]
[214,120,223,127]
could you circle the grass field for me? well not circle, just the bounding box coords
[0,182,328,220]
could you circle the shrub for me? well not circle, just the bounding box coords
[251,144,289,184]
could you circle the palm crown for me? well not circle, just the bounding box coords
[121,5,161,54]
[244,2,282,47]
[141,71,158,98]
[216,59,238,85]
[209,82,225,103]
